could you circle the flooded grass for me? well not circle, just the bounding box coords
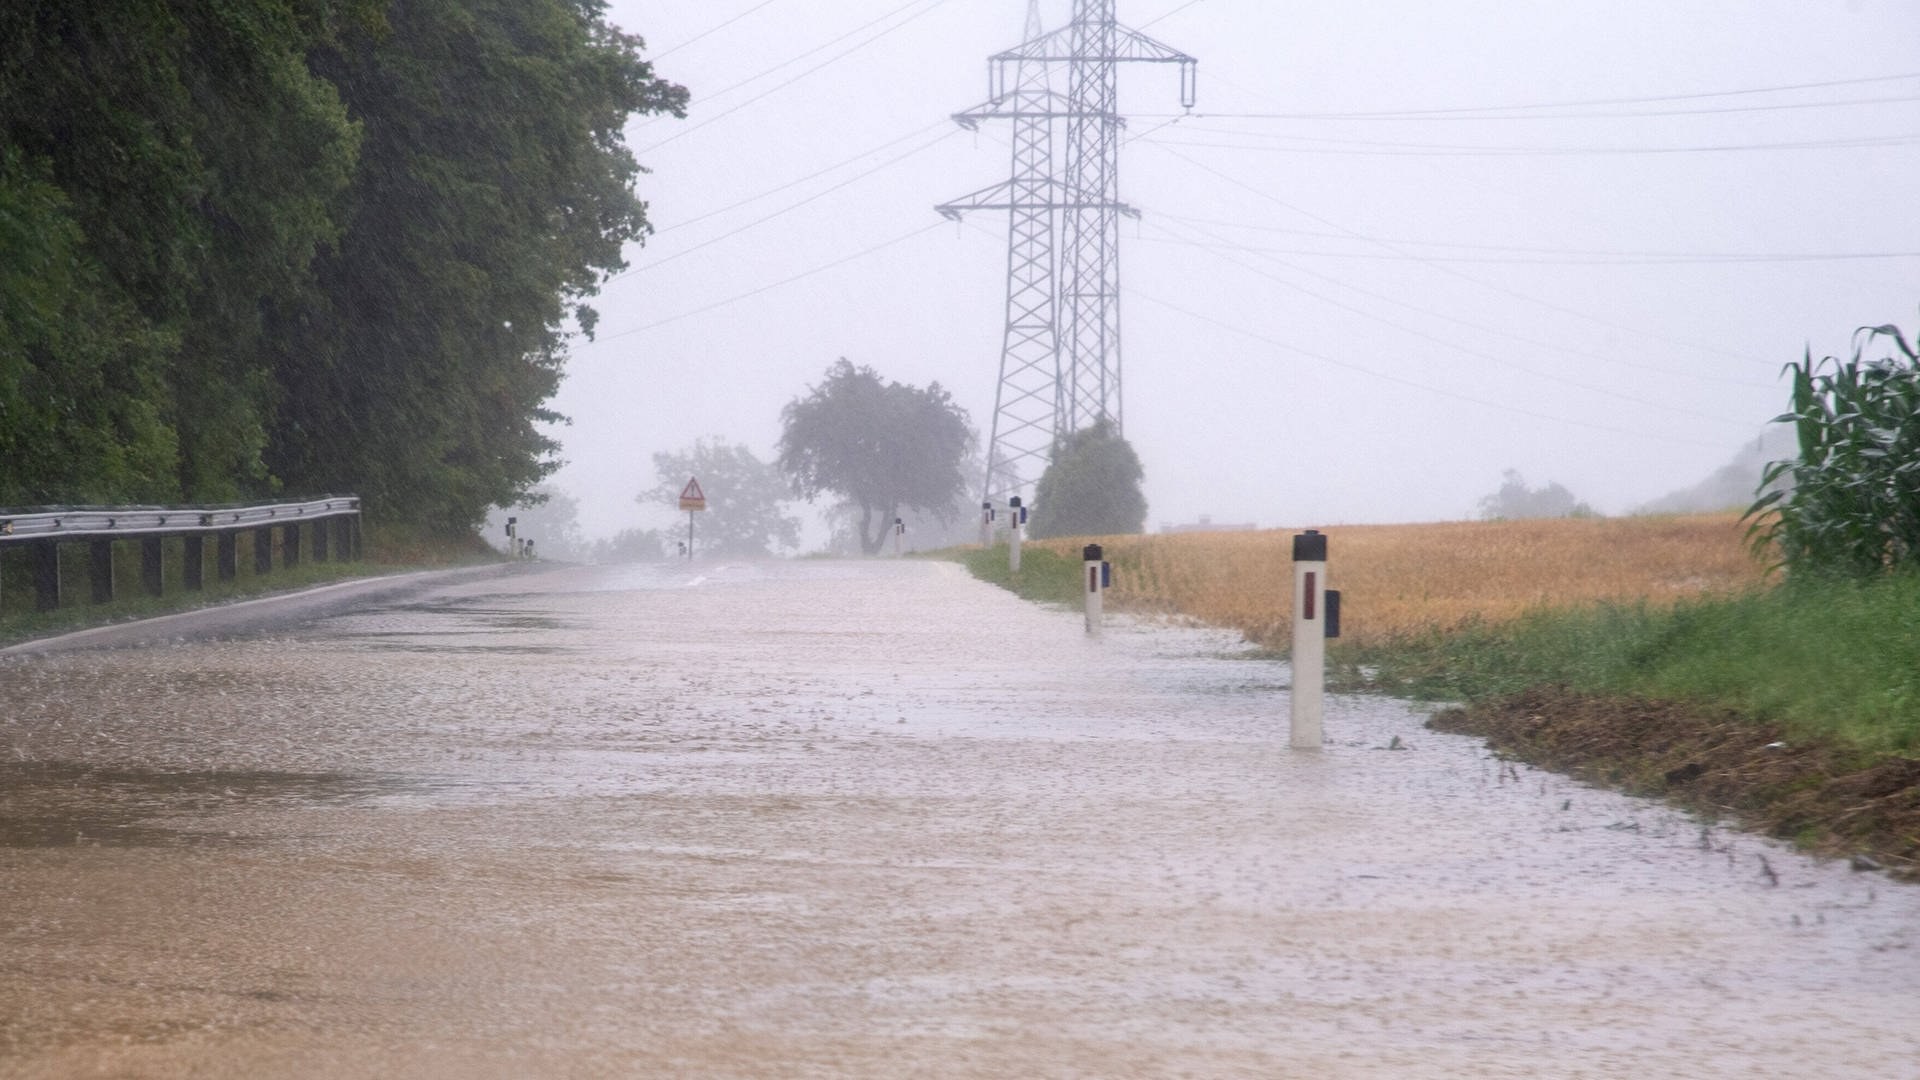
[952,543,1089,608]
[952,526,1920,881]
[1431,689,1920,880]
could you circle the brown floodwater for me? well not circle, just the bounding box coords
[1,559,1915,1078]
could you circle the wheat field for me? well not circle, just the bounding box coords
[1028,513,1767,649]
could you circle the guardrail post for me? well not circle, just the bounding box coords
[284,522,301,568]
[140,537,164,597]
[89,540,115,604]
[253,527,272,575]
[184,536,205,591]
[313,518,330,562]
[347,516,362,561]
[217,531,238,582]
[33,540,60,611]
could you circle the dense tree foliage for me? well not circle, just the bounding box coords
[0,0,685,532]
[643,438,800,559]
[777,360,975,555]
[1029,421,1147,539]
[1747,320,1920,576]
[1476,469,1596,521]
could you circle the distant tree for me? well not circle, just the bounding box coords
[643,438,800,558]
[592,527,668,563]
[777,360,975,555]
[1477,469,1596,520]
[1029,420,1147,539]
[487,485,588,561]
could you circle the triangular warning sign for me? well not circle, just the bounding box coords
[678,476,707,510]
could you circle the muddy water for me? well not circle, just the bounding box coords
[1,560,1914,1078]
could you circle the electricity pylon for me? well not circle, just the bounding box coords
[939,1,1195,507]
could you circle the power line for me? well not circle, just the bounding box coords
[1146,140,1775,368]
[1150,211,1920,262]
[1142,216,1759,425]
[1139,92,1920,123]
[648,0,788,62]
[1136,232,1920,266]
[653,120,951,237]
[1140,129,1920,157]
[1132,71,1920,121]
[639,0,948,154]
[1130,287,1731,450]
[1138,218,1778,390]
[613,127,957,281]
[1139,0,1207,29]
[585,222,948,344]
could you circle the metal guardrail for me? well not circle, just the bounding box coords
[0,497,363,614]
[0,497,360,543]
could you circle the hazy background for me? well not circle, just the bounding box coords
[544,0,1919,545]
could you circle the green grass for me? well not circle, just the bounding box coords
[1348,571,1920,754]
[951,543,1090,608]
[0,523,501,647]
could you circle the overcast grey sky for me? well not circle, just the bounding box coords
[551,0,1920,543]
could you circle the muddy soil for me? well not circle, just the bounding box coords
[1430,687,1920,880]
[1,560,1917,1078]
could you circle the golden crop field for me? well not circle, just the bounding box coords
[1028,513,1768,649]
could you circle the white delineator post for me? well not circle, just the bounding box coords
[894,517,905,556]
[1082,543,1106,637]
[979,501,994,548]
[1290,529,1328,749]
[1007,496,1025,573]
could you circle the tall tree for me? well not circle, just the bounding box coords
[0,0,366,503]
[777,360,975,555]
[643,438,800,559]
[266,0,686,532]
[1029,420,1147,539]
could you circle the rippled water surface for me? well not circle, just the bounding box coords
[2,560,1915,1078]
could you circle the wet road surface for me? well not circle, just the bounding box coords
[2,560,1916,1078]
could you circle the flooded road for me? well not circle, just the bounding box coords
[2,560,1916,1078]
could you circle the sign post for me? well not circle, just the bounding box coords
[678,477,707,559]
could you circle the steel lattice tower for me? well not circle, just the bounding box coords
[937,1,1061,505]
[940,1,1195,506]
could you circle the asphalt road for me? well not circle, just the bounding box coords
[1,559,1916,1078]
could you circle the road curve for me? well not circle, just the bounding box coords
[1,559,1914,1078]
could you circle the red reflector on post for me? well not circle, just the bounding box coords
[1304,571,1317,620]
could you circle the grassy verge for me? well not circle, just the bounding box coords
[0,522,502,647]
[954,543,1092,609]
[1343,572,1920,754]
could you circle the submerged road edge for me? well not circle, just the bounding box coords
[0,562,557,657]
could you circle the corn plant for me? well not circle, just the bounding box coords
[1747,319,1920,577]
